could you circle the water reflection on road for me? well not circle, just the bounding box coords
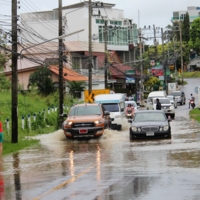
[2,115,200,200]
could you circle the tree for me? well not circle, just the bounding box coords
[189,18,200,55]
[28,66,55,95]
[182,12,190,42]
[0,73,11,90]
[144,76,160,92]
[66,81,86,98]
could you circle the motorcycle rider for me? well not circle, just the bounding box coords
[189,93,195,108]
[125,104,134,118]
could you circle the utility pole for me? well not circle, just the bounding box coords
[104,19,108,89]
[161,28,168,94]
[179,21,184,85]
[88,0,92,96]
[153,24,157,59]
[11,0,18,143]
[58,0,63,128]
[139,28,144,106]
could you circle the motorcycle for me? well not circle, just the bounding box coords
[190,99,195,109]
[126,109,134,119]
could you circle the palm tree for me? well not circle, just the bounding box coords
[65,81,86,98]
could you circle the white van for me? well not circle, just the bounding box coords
[94,93,125,130]
[146,91,167,110]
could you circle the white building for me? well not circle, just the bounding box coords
[171,6,200,22]
[20,1,138,52]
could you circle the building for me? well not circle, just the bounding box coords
[20,1,138,63]
[171,6,200,22]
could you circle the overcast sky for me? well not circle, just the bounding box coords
[0,0,199,29]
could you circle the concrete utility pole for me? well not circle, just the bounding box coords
[153,24,157,59]
[104,19,108,89]
[11,0,18,143]
[88,0,92,96]
[179,21,184,85]
[139,28,144,106]
[58,0,64,128]
[161,28,168,94]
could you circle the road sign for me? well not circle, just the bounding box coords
[84,89,110,103]
[168,83,176,91]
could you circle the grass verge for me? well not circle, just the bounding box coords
[3,139,40,155]
[189,108,200,123]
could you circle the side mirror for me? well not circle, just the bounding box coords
[104,111,110,115]
[62,113,68,117]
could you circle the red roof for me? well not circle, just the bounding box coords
[109,63,140,78]
[49,65,88,81]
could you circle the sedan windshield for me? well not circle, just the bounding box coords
[134,112,166,122]
[153,99,170,104]
[69,106,101,116]
[167,96,174,101]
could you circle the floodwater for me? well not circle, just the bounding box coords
[2,78,200,200]
[2,113,200,200]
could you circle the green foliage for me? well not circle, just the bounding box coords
[189,18,200,54]
[65,81,86,98]
[144,76,160,92]
[28,66,56,95]
[0,73,11,90]
[0,53,6,70]
[183,12,190,42]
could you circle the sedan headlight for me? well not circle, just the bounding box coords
[131,126,137,132]
[170,106,174,109]
[159,125,169,131]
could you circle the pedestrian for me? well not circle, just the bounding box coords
[189,93,195,108]
[156,98,161,110]
[0,121,3,154]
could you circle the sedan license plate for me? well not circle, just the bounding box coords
[146,132,154,136]
[79,129,88,134]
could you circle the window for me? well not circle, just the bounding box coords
[96,19,104,24]
[110,20,122,26]
[102,103,119,112]
[69,106,101,116]
[72,57,80,69]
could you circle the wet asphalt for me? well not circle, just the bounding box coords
[2,78,200,200]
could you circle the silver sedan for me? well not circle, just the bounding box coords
[167,95,178,108]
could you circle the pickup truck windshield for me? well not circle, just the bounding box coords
[69,106,101,116]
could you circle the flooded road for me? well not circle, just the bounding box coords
[2,78,200,200]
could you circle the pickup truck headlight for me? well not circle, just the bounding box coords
[63,121,73,126]
[94,120,103,124]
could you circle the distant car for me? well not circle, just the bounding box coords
[129,110,171,140]
[169,90,186,105]
[62,103,111,139]
[167,95,178,108]
[125,100,140,111]
[152,97,175,119]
